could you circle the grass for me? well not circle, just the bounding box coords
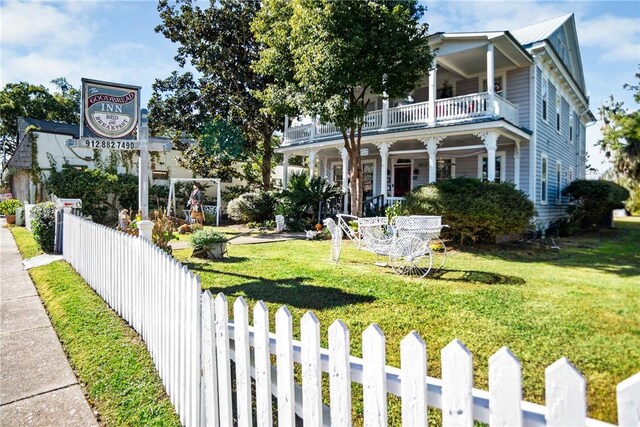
[172,216,640,425]
[9,228,181,427]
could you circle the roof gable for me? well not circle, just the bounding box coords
[512,14,586,97]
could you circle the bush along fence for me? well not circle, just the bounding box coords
[62,213,640,427]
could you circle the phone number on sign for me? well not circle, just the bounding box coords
[84,139,138,150]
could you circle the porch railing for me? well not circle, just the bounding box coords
[284,92,519,144]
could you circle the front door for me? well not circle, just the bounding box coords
[393,165,411,197]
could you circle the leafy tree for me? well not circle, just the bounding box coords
[598,72,640,182]
[151,0,285,189]
[0,78,80,159]
[253,0,433,215]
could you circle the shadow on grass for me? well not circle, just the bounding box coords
[187,264,376,310]
[459,220,640,278]
[430,269,526,285]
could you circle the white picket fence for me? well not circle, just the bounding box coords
[62,214,640,427]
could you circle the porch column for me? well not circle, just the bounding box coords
[284,115,290,144]
[308,150,317,177]
[476,131,498,182]
[282,153,290,189]
[428,64,437,125]
[381,93,389,129]
[375,141,394,198]
[341,147,349,214]
[422,136,446,183]
[513,141,521,190]
[487,43,495,114]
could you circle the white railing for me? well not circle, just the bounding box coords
[284,91,519,143]
[388,100,430,128]
[435,92,488,121]
[61,214,639,427]
[495,93,519,125]
[62,214,201,427]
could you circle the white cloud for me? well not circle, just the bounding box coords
[0,1,97,51]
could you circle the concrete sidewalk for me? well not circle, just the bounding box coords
[0,221,98,426]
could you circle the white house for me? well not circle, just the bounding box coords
[276,14,596,221]
[5,117,296,210]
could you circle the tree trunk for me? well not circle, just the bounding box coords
[345,126,363,217]
[261,132,273,190]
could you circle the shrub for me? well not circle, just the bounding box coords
[404,177,535,244]
[190,229,228,251]
[562,180,630,228]
[0,198,22,215]
[227,191,278,223]
[30,201,56,252]
[277,171,342,229]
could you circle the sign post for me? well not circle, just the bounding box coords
[138,110,150,219]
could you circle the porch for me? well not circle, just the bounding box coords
[284,92,519,145]
[281,127,531,216]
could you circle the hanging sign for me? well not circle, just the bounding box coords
[81,78,141,139]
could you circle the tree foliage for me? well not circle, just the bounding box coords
[0,78,80,158]
[562,180,630,229]
[151,0,283,189]
[598,72,640,182]
[253,0,433,215]
[45,154,138,225]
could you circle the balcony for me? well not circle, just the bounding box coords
[284,92,519,144]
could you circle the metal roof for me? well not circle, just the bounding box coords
[511,13,573,47]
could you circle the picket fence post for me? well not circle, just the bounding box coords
[617,373,640,427]
[301,312,323,426]
[401,331,427,426]
[214,293,232,427]
[254,301,273,427]
[328,320,352,426]
[363,324,387,427]
[233,297,252,427]
[276,306,296,427]
[489,347,522,427]
[442,339,473,427]
[545,358,586,427]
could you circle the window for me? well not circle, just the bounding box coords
[556,93,562,133]
[541,155,548,204]
[556,161,562,205]
[478,152,506,183]
[541,76,548,121]
[362,161,375,200]
[152,170,169,180]
[569,110,574,143]
[332,163,343,190]
[436,159,455,180]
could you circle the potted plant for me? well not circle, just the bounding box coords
[0,199,22,225]
[191,229,228,259]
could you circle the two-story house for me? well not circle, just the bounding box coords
[276,14,595,221]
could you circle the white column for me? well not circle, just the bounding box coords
[138,111,149,219]
[284,115,290,144]
[428,64,437,125]
[308,150,317,177]
[487,43,495,115]
[138,220,154,242]
[476,131,498,182]
[282,153,290,189]
[341,147,349,214]
[381,93,389,129]
[513,141,521,190]
[376,142,393,198]
[422,136,445,183]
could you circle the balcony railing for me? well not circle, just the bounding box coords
[284,92,519,144]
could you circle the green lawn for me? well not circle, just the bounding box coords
[173,217,640,424]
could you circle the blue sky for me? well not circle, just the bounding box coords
[1,0,639,176]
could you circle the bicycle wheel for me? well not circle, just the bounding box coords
[389,236,432,278]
